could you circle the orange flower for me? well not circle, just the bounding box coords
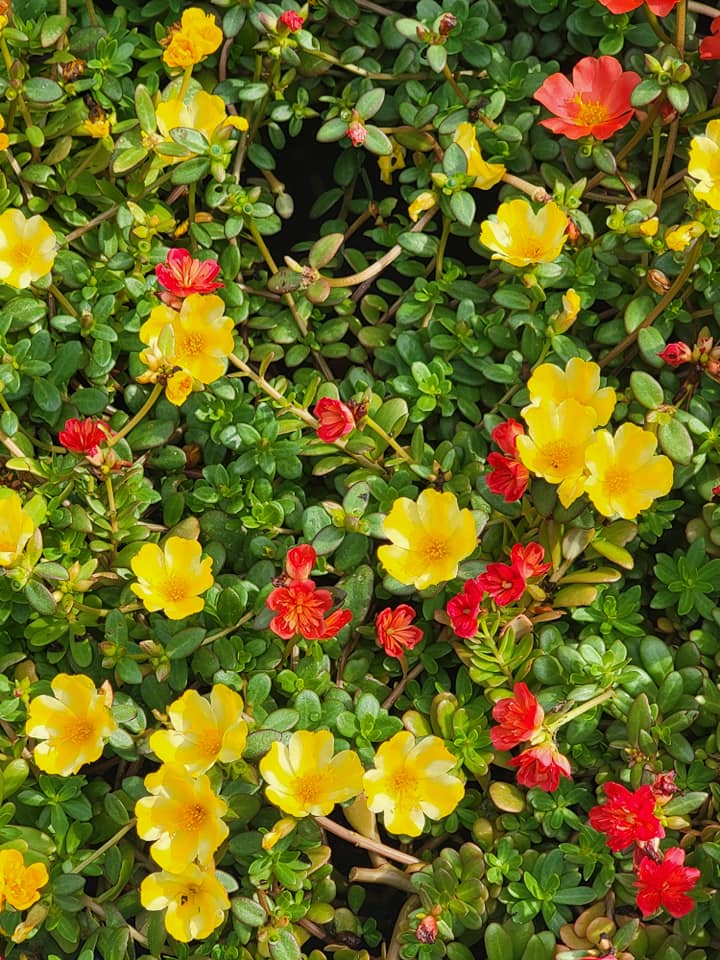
[0,850,48,911]
[534,56,641,141]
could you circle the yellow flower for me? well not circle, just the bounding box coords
[135,764,229,872]
[25,674,117,776]
[162,8,223,69]
[156,91,247,164]
[377,488,477,590]
[139,294,235,385]
[479,199,568,267]
[165,370,195,406]
[362,731,464,837]
[689,119,720,211]
[408,190,437,223]
[259,730,364,818]
[0,209,56,289]
[0,489,35,567]
[0,114,9,151]
[83,117,111,139]
[666,221,705,252]
[378,139,406,184]
[516,399,597,508]
[0,850,49,911]
[149,684,248,775]
[524,357,616,427]
[453,122,506,189]
[552,288,581,334]
[583,423,674,520]
[141,864,230,942]
[130,536,214,620]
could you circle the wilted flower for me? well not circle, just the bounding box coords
[0,850,49,911]
[378,138,406,184]
[0,209,56,289]
[314,397,356,442]
[524,357,616,427]
[378,489,477,590]
[135,764,229,872]
[408,190,437,222]
[589,782,665,852]
[130,536,214,620]
[453,122,506,189]
[363,731,464,836]
[58,418,108,456]
[375,605,423,658]
[259,730,364,817]
[552,288,581,333]
[534,56,640,140]
[149,684,248,775]
[162,7,223,69]
[479,199,569,267]
[665,221,705,252]
[0,489,36,567]
[491,683,545,751]
[583,423,674,519]
[140,864,230,942]
[634,847,700,918]
[25,673,117,776]
[510,741,572,791]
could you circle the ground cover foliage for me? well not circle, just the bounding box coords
[0,0,719,958]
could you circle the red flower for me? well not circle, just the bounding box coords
[595,0,679,15]
[446,578,485,638]
[477,562,526,606]
[588,782,665,852]
[278,9,304,31]
[510,742,572,791]
[634,847,700,918]
[509,542,551,580]
[346,121,367,147]
[700,17,720,59]
[486,420,529,502]
[714,484,720,497]
[415,915,438,944]
[313,398,356,443]
[155,248,223,299]
[58,418,108,456]
[491,683,545,751]
[375,605,423,658]
[658,342,692,367]
[533,56,641,141]
[266,580,351,640]
[285,544,316,581]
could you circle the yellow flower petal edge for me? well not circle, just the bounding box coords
[525,357,616,427]
[130,535,214,620]
[140,863,230,942]
[453,122,506,189]
[479,198,568,268]
[688,118,720,212]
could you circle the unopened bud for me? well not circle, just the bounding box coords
[437,13,457,35]
[416,915,438,944]
[647,268,671,294]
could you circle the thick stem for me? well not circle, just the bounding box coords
[676,0,688,59]
[435,216,451,281]
[442,64,468,105]
[178,64,193,102]
[349,864,416,892]
[73,819,137,874]
[48,283,78,318]
[363,415,416,468]
[689,0,720,13]
[314,815,421,865]
[108,383,163,446]
[105,475,118,535]
[653,119,680,205]
[502,172,550,202]
[547,688,614,731]
[382,661,425,710]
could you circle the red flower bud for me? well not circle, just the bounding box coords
[346,121,367,147]
[313,398,356,442]
[658,342,692,367]
[278,10,304,32]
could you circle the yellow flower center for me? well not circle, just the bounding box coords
[294,771,328,807]
[162,577,190,602]
[573,96,610,128]
[603,467,630,495]
[179,331,206,358]
[198,729,222,759]
[389,767,419,803]
[539,440,574,472]
[64,718,95,744]
[519,240,547,261]
[181,803,208,830]
[10,242,35,270]
[420,537,449,563]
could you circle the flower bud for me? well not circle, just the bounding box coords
[647,268,671,294]
[437,13,457,35]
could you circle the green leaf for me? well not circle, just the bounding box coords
[316,118,349,143]
[308,233,344,269]
[427,43,448,72]
[24,77,64,102]
[355,88,385,121]
[450,190,476,226]
[363,125,393,155]
[658,417,693,465]
[135,84,156,132]
[24,579,57,615]
[630,371,664,409]
[126,418,176,450]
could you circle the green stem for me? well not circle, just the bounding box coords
[599,240,702,369]
[584,100,663,195]
[108,383,163,446]
[201,613,254,646]
[84,0,98,26]
[178,64,193,102]
[0,426,25,459]
[442,63,468,105]
[652,118,679,205]
[363,414,417,468]
[0,36,35,141]
[435,216,451,281]
[105,474,118,535]
[647,123,662,198]
[48,282,78,318]
[73,819,137,874]
[644,6,671,42]
[547,688,614,731]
